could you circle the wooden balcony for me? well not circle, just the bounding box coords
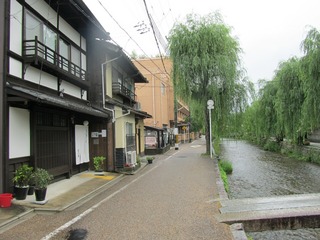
[112,82,136,103]
[22,37,89,89]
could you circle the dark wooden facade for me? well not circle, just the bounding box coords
[0,0,7,194]
[1,0,115,193]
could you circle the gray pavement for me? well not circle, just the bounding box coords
[0,138,241,239]
[0,169,130,230]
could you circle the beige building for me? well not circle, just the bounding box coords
[133,57,192,150]
[133,57,174,129]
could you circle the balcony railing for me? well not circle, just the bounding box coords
[112,82,136,102]
[23,37,87,87]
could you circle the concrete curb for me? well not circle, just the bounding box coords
[36,174,126,213]
[0,173,126,231]
[213,157,248,240]
[0,208,34,233]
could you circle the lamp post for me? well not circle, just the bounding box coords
[207,100,214,159]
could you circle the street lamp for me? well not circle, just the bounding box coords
[207,100,214,159]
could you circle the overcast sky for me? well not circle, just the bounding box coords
[84,0,320,85]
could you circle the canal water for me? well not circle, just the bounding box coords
[220,139,320,240]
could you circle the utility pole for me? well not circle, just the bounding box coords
[207,100,214,159]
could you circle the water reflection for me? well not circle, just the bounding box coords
[221,139,320,239]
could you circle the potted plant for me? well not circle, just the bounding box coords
[32,168,53,202]
[12,164,33,200]
[123,163,134,173]
[136,156,141,167]
[93,156,105,174]
[146,156,154,164]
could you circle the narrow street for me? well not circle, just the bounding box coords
[0,138,233,240]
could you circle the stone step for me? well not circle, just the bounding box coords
[217,193,320,231]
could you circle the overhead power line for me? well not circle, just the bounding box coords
[96,0,169,78]
[142,0,169,75]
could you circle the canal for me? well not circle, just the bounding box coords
[220,139,320,240]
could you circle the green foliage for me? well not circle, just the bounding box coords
[241,27,320,145]
[219,164,229,193]
[168,12,250,153]
[300,27,320,132]
[219,160,233,174]
[213,138,221,156]
[263,140,281,152]
[275,57,304,144]
[12,164,33,187]
[188,99,205,132]
[93,156,105,171]
[284,147,320,164]
[32,168,53,189]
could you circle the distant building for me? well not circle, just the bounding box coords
[133,57,193,154]
[98,41,151,170]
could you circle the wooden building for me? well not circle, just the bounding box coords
[0,0,151,193]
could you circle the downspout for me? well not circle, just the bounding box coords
[115,110,131,119]
[101,55,122,122]
[101,54,121,172]
[152,75,156,126]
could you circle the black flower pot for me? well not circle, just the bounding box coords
[35,188,47,201]
[14,186,29,200]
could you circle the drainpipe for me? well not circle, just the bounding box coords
[115,110,131,119]
[101,55,122,122]
[152,75,156,126]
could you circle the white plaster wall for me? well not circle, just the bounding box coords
[9,57,22,78]
[24,66,58,90]
[26,0,57,27]
[60,80,81,98]
[115,106,125,148]
[59,16,80,46]
[106,63,112,97]
[10,0,22,55]
[82,90,87,100]
[115,110,135,148]
[9,107,30,159]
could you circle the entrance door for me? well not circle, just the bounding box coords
[35,111,70,177]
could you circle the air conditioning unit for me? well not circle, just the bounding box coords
[126,151,137,166]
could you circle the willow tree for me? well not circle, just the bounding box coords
[300,27,320,132]
[168,12,245,154]
[253,80,279,142]
[275,58,304,144]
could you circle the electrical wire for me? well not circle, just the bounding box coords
[96,0,170,78]
[142,0,169,75]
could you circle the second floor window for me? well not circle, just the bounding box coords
[59,38,70,71]
[26,12,57,64]
[26,12,57,49]
[24,11,86,79]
